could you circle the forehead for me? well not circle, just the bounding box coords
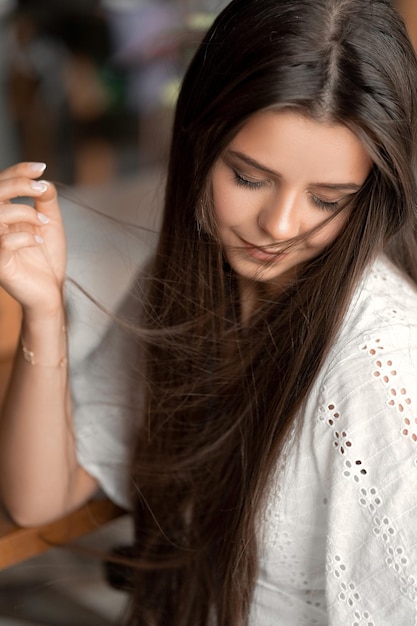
[227,109,372,184]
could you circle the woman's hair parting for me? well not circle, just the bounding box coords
[125,1,417,624]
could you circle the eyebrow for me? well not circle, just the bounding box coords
[227,149,362,192]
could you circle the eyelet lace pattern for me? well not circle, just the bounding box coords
[254,257,417,625]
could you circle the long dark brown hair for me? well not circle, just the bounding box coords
[126,1,417,624]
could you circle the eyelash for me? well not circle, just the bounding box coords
[232,168,344,211]
[311,196,341,212]
[233,170,265,190]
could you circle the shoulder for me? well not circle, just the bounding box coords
[327,254,417,372]
[305,255,417,475]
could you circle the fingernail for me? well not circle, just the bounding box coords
[29,162,47,173]
[31,180,48,193]
[34,234,44,244]
[37,212,49,224]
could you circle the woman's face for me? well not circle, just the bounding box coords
[211,109,372,289]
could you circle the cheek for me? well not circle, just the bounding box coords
[307,212,349,247]
[212,175,246,227]
[212,191,231,227]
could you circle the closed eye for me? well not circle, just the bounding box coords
[233,170,266,190]
[309,189,359,212]
[310,195,341,211]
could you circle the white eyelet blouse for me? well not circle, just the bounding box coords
[71,254,417,625]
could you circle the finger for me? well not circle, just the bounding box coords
[0,176,51,204]
[0,162,46,183]
[33,181,62,219]
[0,230,43,254]
[0,202,50,228]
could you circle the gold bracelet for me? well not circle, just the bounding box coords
[21,329,68,368]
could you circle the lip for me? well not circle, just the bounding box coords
[239,237,288,263]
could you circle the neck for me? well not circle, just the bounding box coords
[239,278,258,325]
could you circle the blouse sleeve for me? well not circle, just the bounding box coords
[70,285,145,510]
[314,321,417,624]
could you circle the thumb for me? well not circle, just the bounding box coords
[33,181,62,220]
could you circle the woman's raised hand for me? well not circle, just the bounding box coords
[0,163,99,526]
[0,162,66,321]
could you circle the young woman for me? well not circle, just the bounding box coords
[1,0,417,624]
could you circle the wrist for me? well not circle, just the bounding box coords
[21,309,68,368]
[20,333,67,369]
[21,294,66,327]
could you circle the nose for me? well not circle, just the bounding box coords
[257,189,301,242]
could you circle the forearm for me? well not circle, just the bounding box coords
[0,163,99,525]
[0,309,98,526]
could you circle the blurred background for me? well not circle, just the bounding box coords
[0,0,414,186]
[0,0,228,185]
[0,0,229,398]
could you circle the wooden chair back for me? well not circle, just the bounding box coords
[0,498,126,570]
